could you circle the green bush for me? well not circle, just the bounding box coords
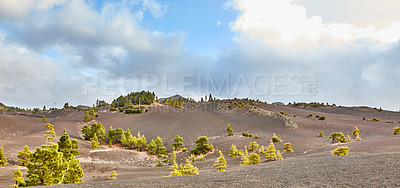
[270,133,282,142]
[309,114,313,117]
[393,126,400,135]
[331,146,349,156]
[318,116,326,120]
[226,124,234,136]
[329,132,347,144]
[318,131,324,137]
[386,120,393,123]
[372,118,380,121]
[182,148,188,152]
[283,143,293,152]
[124,106,145,114]
[280,111,284,115]
[191,136,213,155]
[228,144,242,157]
[248,142,259,151]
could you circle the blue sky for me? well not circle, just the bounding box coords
[1,0,400,110]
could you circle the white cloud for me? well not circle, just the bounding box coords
[216,20,222,27]
[231,0,400,48]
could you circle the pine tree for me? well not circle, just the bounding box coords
[240,147,249,165]
[83,110,90,122]
[155,136,167,155]
[228,144,241,157]
[108,171,117,180]
[89,108,96,121]
[347,134,352,142]
[17,145,32,166]
[81,125,91,140]
[277,150,283,160]
[42,116,46,122]
[270,133,282,142]
[148,139,157,155]
[248,142,259,151]
[283,143,294,152]
[355,134,362,141]
[0,145,7,167]
[170,150,176,165]
[394,126,400,135]
[226,123,234,136]
[11,168,25,187]
[137,134,147,151]
[265,141,277,161]
[25,144,68,186]
[91,133,98,149]
[248,152,261,165]
[329,132,347,144]
[259,145,266,154]
[352,126,360,138]
[213,151,227,172]
[172,135,184,151]
[191,136,213,155]
[63,158,84,184]
[318,131,324,137]
[170,162,182,176]
[44,123,56,145]
[180,159,199,175]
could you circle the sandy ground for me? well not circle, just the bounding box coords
[0,102,400,187]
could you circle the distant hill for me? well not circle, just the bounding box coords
[0,102,5,110]
[158,94,185,101]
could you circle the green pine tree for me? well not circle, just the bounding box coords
[0,145,7,167]
[331,146,349,156]
[11,168,25,187]
[277,150,283,160]
[108,171,117,180]
[265,141,277,161]
[44,123,56,145]
[270,133,282,142]
[228,144,242,157]
[318,131,324,137]
[17,145,32,166]
[42,116,46,123]
[213,151,227,172]
[189,154,196,163]
[63,158,84,184]
[180,159,199,175]
[91,133,99,149]
[259,145,266,154]
[226,123,234,136]
[248,142,259,151]
[240,147,249,165]
[248,152,261,165]
[191,136,213,155]
[83,110,90,122]
[172,135,184,151]
[347,134,352,142]
[394,126,400,135]
[89,108,96,120]
[147,139,157,155]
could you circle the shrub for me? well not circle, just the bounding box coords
[198,155,205,161]
[329,132,346,144]
[352,127,360,137]
[393,126,400,135]
[362,117,366,120]
[189,154,196,163]
[372,118,380,121]
[182,148,188,152]
[259,145,266,154]
[293,114,297,117]
[280,111,285,115]
[90,133,99,149]
[270,133,282,142]
[12,168,25,187]
[248,142,259,151]
[228,144,242,157]
[331,146,349,156]
[191,136,213,155]
[316,115,320,118]
[347,134,352,142]
[226,124,234,136]
[213,151,227,172]
[180,159,199,175]
[124,106,145,114]
[108,171,117,180]
[283,143,293,152]
[240,147,249,165]
[386,120,393,123]
[309,114,313,117]
[42,116,46,122]
[17,145,31,166]
[318,116,326,120]
[249,134,253,138]
[255,134,259,139]
[318,131,324,137]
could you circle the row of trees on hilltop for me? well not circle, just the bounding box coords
[112,91,155,107]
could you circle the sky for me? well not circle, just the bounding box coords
[0,0,400,111]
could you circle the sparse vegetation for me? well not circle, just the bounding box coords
[386,120,393,123]
[318,131,324,137]
[108,171,117,180]
[331,146,349,156]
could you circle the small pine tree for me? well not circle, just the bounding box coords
[42,116,46,122]
[331,146,349,156]
[248,142,259,151]
[90,133,98,149]
[180,159,199,175]
[226,123,234,136]
[17,145,32,166]
[189,154,196,163]
[318,131,324,137]
[213,151,227,172]
[198,155,205,161]
[108,171,117,180]
[83,110,90,122]
[329,132,347,144]
[240,147,249,165]
[191,136,213,155]
[147,139,157,155]
[170,162,182,176]
[283,143,294,152]
[248,152,261,165]
[228,144,242,157]
[393,126,400,135]
[259,145,266,154]
[172,135,184,151]
[265,141,277,161]
[109,140,112,148]
[270,133,282,142]
[355,134,361,141]
[44,123,56,145]
[89,108,96,121]
[277,150,283,160]
[11,168,25,187]
[0,145,7,167]
[352,126,360,138]
[347,134,352,142]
